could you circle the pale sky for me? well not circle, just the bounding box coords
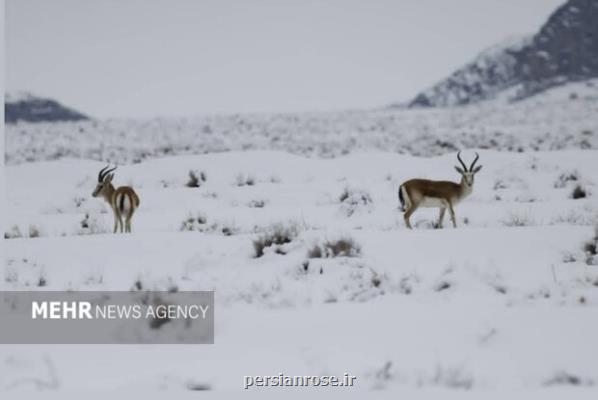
[6,0,566,118]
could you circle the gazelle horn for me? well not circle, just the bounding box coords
[98,165,117,182]
[469,152,480,171]
[457,151,468,171]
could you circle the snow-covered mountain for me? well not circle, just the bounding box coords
[409,0,598,107]
[4,92,89,123]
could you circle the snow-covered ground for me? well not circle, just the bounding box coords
[5,79,598,165]
[2,148,598,396]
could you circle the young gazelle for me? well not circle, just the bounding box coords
[398,152,482,229]
[92,165,140,233]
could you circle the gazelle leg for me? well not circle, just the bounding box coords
[125,214,132,233]
[438,207,446,229]
[404,204,418,229]
[125,207,136,233]
[113,208,123,234]
[448,202,457,228]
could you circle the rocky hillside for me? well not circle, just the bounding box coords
[5,92,89,124]
[409,0,598,107]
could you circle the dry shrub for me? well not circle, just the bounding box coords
[186,170,207,188]
[180,213,208,231]
[220,222,239,236]
[584,239,598,265]
[4,225,23,239]
[419,365,474,390]
[181,213,238,236]
[235,173,256,187]
[37,274,47,287]
[29,225,43,238]
[544,371,594,387]
[78,213,109,235]
[339,187,373,217]
[247,199,267,208]
[307,237,361,258]
[502,211,536,227]
[554,170,580,188]
[252,222,299,258]
[571,184,587,199]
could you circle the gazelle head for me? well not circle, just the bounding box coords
[455,152,482,187]
[92,165,117,197]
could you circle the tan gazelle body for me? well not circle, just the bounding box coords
[398,152,482,229]
[92,165,140,233]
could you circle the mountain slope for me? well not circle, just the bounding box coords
[409,0,598,107]
[5,92,89,124]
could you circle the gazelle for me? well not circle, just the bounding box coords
[398,152,482,229]
[92,165,140,233]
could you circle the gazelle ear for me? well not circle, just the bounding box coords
[455,166,465,174]
[472,165,482,173]
[105,173,114,182]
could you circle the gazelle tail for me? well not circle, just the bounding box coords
[398,185,406,212]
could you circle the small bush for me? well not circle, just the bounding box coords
[493,180,508,190]
[339,187,351,203]
[339,187,373,217]
[181,213,239,236]
[202,191,218,199]
[148,297,172,330]
[37,274,47,287]
[180,213,208,231]
[132,279,143,291]
[421,365,474,390]
[186,170,207,188]
[235,173,256,187]
[544,371,594,387]
[584,240,597,256]
[562,252,576,263]
[4,225,23,239]
[502,211,535,227]
[307,245,323,259]
[550,210,593,226]
[371,361,394,389]
[398,275,419,295]
[252,223,300,258]
[307,237,361,258]
[219,222,239,236]
[554,170,579,188]
[185,381,212,391]
[571,184,587,199]
[247,199,267,208]
[73,196,86,208]
[435,281,451,292]
[28,225,44,238]
[584,238,598,265]
[78,213,109,235]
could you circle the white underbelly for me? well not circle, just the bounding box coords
[419,197,446,208]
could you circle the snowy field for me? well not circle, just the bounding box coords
[5,79,598,165]
[2,147,598,396]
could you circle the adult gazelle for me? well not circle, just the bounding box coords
[92,165,140,233]
[398,152,482,229]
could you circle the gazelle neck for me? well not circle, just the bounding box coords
[102,183,115,203]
